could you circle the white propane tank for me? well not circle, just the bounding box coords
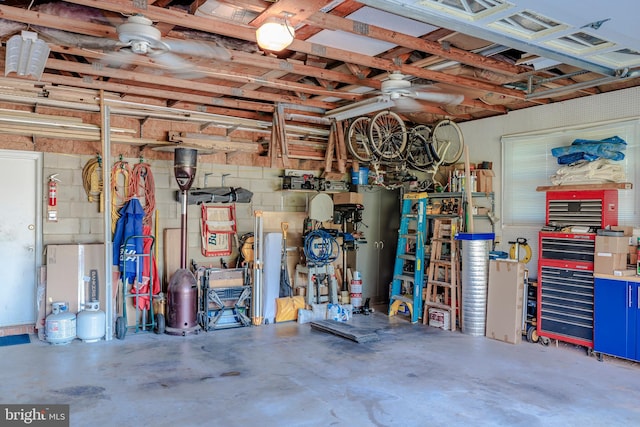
[46,302,76,345]
[76,301,105,343]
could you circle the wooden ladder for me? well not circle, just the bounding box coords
[423,218,461,331]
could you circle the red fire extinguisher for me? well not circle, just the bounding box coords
[48,174,59,207]
[47,174,60,222]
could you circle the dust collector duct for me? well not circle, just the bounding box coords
[457,233,494,336]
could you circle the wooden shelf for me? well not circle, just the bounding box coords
[536,182,633,192]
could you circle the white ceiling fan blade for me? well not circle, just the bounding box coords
[35,27,123,50]
[325,95,395,121]
[101,49,139,68]
[391,97,426,113]
[164,40,231,62]
[150,51,204,79]
[410,90,464,105]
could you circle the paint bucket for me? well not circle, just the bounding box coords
[359,167,369,185]
[350,169,359,185]
[350,279,363,308]
[340,291,350,304]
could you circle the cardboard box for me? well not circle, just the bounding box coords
[206,268,244,288]
[594,252,627,274]
[333,192,363,205]
[595,236,629,254]
[475,169,495,193]
[46,244,107,315]
[428,308,450,330]
[486,260,525,344]
[614,269,637,277]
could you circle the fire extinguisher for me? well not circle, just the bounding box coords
[48,174,59,207]
[47,174,60,222]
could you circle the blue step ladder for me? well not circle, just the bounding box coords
[389,192,428,323]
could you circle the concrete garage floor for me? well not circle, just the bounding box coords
[3,312,640,427]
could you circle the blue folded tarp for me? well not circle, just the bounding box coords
[551,136,626,164]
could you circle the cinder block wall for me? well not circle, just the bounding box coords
[43,153,315,285]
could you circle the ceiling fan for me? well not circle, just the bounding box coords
[36,14,231,77]
[325,72,464,121]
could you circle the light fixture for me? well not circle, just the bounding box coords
[255,16,295,51]
[5,31,50,80]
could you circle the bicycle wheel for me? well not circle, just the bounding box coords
[432,119,464,165]
[368,110,407,161]
[346,116,374,163]
[406,125,435,171]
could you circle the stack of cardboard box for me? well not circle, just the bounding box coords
[594,235,628,274]
[594,226,639,276]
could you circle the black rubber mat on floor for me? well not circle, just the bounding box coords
[310,320,380,343]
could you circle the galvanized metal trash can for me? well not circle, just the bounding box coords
[456,233,494,336]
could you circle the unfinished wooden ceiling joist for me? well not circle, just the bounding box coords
[0,0,637,166]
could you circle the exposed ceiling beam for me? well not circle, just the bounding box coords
[59,0,526,100]
[42,58,338,110]
[251,0,334,27]
[39,72,276,115]
[0,4,117,38]
[304,12,531,76]
[0,5,384,96]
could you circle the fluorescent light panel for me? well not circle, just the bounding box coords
[5,31,50,80]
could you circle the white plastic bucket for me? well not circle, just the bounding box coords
[349,279,362,294]
[350,279,363,307]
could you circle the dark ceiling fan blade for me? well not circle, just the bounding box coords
[163,40,231,62]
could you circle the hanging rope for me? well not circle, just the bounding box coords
[82,155,103,208]
[128,161,156,226]
[110,159,131,234]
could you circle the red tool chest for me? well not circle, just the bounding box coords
[545,189,618,228]
[537,232,595,348]
[537,189,618,348]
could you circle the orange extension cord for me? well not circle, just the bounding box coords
[128,162,156,226]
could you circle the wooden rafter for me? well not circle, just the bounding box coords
[58,0,528,100]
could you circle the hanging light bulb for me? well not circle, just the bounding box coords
[255,16,295,51]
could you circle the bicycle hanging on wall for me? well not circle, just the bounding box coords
[345,114,464,191]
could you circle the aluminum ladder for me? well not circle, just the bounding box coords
[389,192,428,323]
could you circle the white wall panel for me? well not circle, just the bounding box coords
[459,87,640,266]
